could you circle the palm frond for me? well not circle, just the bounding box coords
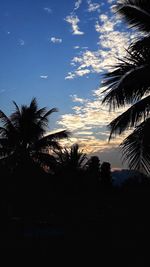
[102,62,150,110]
[38,108,58,128]
[33,130,69,151]
[130,35,150,54]
[55,143,87,169]
[36,107,47,117]
[12,101,21,114]
[109,95,150,139]
[0,110,15,129]
[121,118,150,174]
[44,130,70,140]
[117,0,150,32]
[0,127,8,136]
[10,101,22,128]
[29,97,38,112]
[34,152,57,167]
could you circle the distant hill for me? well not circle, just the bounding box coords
[112,169,140,187]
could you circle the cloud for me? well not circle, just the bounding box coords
[65,15,84,35]
[87,0,100,12]
[74,46,80,49]
[40,75,48,79]
[71,94,88,104]
[18,39,25,46]
[65,0,84,35]
[57,87,130,167]
[61,1,134,167]
[50,37,62,43]
[43,7,52,14]
[74,0,82,11]
[65,5,138,79]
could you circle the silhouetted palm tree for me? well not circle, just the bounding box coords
[102,0,150,174]
[0,98,69,172]
[86,156,101,176]
[55,144,87,172]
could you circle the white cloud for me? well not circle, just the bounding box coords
[74,46,80,49]
[107,0,115,3]
[62,1,134,167]
[65,5,138,79]
[65,72,76,80]
[74,0,82,11]
[50,37,62,43]
[40,75,48,79]
[65,0,84,35]
[87,0,100,12]
[43,7,52,14]
[65,15,84,35]
[71,94,88,103]
[19,39,25,46]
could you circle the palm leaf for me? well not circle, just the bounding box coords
[30,97,38,112]
[102,63,150,109]
[109,95,150,139]
[0,110,15,130]
[130,35,150,54]
[44,130,70,140]
[0,127,8,136]
[38,108,58,128]
[33,130,69,150]
[34,152,57,167]
[121,118,150,174]
[117,0,150,32]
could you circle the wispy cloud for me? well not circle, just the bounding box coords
[74,0,82,11]
[43,7,52,14]
[65,15,84,35]
[18,39,25,46]
[50,37,62,43]
[74,45,80,49]
[40,75,48,79]
[71,94,88,104]
[87,0,100,12]
[65,0,84,35]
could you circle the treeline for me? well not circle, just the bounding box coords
[1,98,150,244]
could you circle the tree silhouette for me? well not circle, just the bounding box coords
[86,156,101,181]
[100,162,112,188]
[102,0,150,174]
[55,143,87,172]
[0,98,69,173]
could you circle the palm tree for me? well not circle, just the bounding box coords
[102,0,150,174]
[55,144,87,172]
[0,98,69,173]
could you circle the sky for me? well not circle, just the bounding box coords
[0,0,138,168]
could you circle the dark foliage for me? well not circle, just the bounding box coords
[0,98,69,173]
[102,0,150,174]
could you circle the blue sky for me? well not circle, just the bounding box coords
[0,0,137,168]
